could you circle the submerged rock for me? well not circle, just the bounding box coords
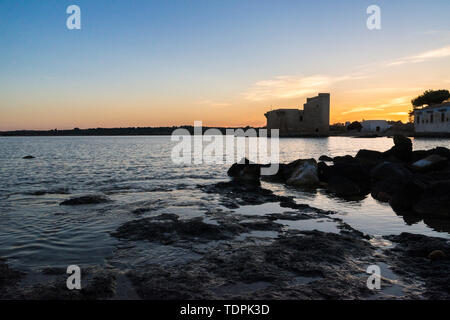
[60,195,111,206]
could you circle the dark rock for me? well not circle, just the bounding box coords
[389,178,427,212]
[355,149,385,170]
[333,162,370,188]
[370,162,412,202]
[333,155,357,164]
[318,155,333,162]
[60,195,111,206]
[227,158,261,182]
[286,159,319,186]
[111,214,245,244]
[411,150,430,163]
[327,175,365,197]
[317,161,330,182]
[413,181,450,218]
[383,135,413,162]
[428,250,446,261]
[126,230,377,300]
[385,232,450,299]
[320,160,370,197]
[22,155,35,159]
[263,159,307,182]
[411,154,448,173]
[0,258,24,288]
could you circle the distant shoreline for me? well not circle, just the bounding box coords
[1,127,449,138]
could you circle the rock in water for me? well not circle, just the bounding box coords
[389,178,427,212]
[318,155,333,162]
[428,250,446,261]
[23,155,35,159]
[411,154,448,173]
[286,159,319,186]
[370,161,412,202]
[60,195,111,206]
[413,181,450,218]
[383,135,412,162]
[355,149,385,170]
[327,175,363,197]
[227,158,261,182]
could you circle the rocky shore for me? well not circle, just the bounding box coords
[1,135,449,300]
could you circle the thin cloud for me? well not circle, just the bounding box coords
[387,45,450,66]
[196,100,231,107]
[341,107,384,115]
[243,74,364,101]
[347,87,422,94]
[342,96,411,115]
[388,112,409,116]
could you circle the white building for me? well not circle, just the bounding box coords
[361,120,390,133]
[414,102,450,133]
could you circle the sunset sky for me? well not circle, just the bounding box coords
[1,0,449,130]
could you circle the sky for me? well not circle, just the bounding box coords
[1,0,449,130]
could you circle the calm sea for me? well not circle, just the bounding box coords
[1,136,449,271]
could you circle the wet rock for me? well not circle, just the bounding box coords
[370,162,412,202]
[22,155,35,159]
[386,233,449,260]
[127,229,377,300]
[413,181,450,218]
[262,159,306,183]
[333,155,357,164]
[318,155,333,162]
[320,161,370,197]
[385,233,450,299]
[428,250,446,261]
[327,175,364,197]
[355,149,385,170]
[411,154,448,173]
[111,214,245,244]
[383,135,413,162]
[14,269,118,300]
[389,178,427,212]
[0,258,24,297]
[286,159,319,187]
[317,161,330,182]
[227,158,261,182]
[60,195,111,206]
[202,181,291,209]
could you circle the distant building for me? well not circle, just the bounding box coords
[264,93,330,136]
[361,120,390,133]
[414,102,450,133]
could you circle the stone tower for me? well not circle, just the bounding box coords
[264,93,330,136]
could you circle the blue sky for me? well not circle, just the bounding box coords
[1,0,449,129]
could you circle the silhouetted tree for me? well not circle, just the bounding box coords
[347,121,362,132]
[411,89,450,108]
